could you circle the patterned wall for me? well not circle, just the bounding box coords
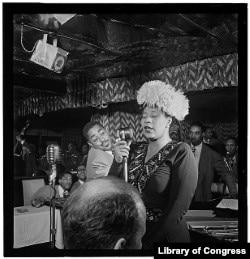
[150,53,238,91]
[15,52,238,146]
[91,110,145,143]
[15,53,238,117]
[91,110,238,144]
[87,53,238,144]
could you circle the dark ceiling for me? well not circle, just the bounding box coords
[10,8,240,127]
[13,13,237,85]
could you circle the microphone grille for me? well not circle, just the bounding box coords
[119,127,133,141]
[46,145,55,164]
[54,145,63,163]
[46,144,63,164]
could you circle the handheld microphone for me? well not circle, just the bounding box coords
[119,127,133,143]
[46,144,63,185]
[118,127,133,182]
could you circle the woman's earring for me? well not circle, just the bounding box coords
[166,118,172,128]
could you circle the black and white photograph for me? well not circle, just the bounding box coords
[2,2,248,257]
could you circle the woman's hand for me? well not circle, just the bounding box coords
[113,140,130,163]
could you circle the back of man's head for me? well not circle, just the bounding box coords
[57,171,72,181]
[62,176,146,249]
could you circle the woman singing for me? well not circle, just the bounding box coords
[110,80,198,247]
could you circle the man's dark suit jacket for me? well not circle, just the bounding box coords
[189,142,237,202]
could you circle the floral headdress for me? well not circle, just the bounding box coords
[137,80,189,121]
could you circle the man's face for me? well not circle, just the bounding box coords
[189,125,203,146]
[204,128,213,140]
[225,139,237,156]
[77,165,86,181]
[87,124,112,151]
[59,173,72,190]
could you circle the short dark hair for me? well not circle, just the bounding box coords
[82,121,104,141]
[57,171,72,181]
[189,121,204,132]
[62,177,143,249]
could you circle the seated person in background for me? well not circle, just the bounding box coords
[224,136,238,183]
[202,126,226,155]
[63,141,82,172]
[212,136,239,195]
[62,176,146,249]
[83,121,125,181]
[188,121,237,202]
[31,171,73,206]
[70,165,87,193]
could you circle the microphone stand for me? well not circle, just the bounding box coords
[123,157,128,182]
[50,164,56,249]
[123,140,132,183]
[119,128,132,183]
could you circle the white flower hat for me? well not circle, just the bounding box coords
[137,80,189,121]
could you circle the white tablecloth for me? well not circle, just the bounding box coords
[14,205,64,249]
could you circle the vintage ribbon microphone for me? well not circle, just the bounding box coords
[46,144,62,248]
[118,127,133,182]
